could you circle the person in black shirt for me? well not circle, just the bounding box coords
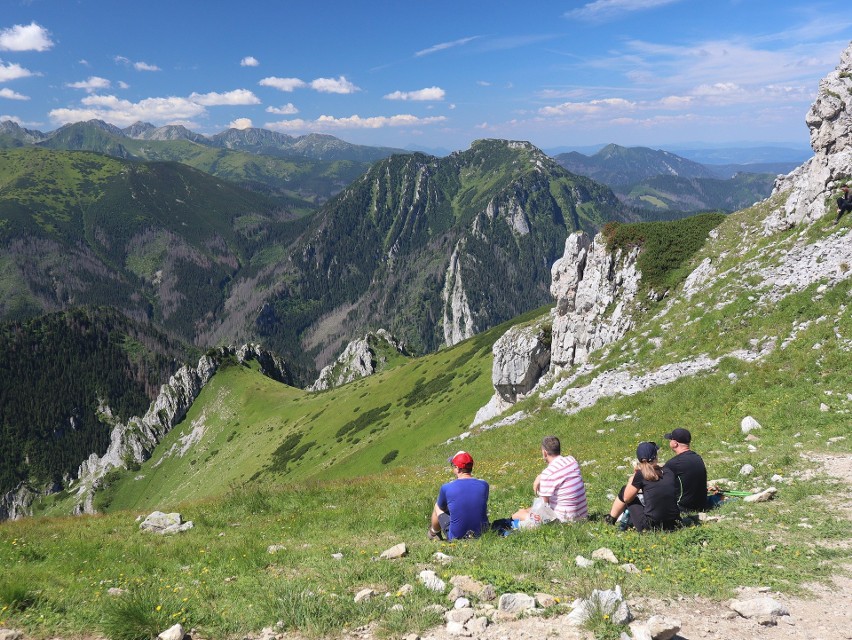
[662,428,708,513]
[605,442,680,532]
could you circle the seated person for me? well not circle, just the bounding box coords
[605,442,680,533]
[512,435,588,525]
[662,428,708,513]
[428,451,489,540]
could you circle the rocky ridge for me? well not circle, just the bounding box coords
[310,330,406,391]
[0,344,290,520]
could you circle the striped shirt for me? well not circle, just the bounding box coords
[538,455,588,522]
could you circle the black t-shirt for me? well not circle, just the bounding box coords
[664,450,708,511]
[631,467,680,523]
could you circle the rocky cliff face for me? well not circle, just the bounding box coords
[0,482,42,521]
[550,231,641,369]
[766,42,852,231]
[310,330,405,391]
[471,229,641,427]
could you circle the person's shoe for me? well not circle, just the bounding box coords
[603,514,617,525]
[427,527,443,541]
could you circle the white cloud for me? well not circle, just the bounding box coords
[188,89,260,106]
[565,0,682,22]
[265,113,446,132]
[66,76,111,92]
[118,81,130,89]
[134,61,161,72]
[0,114,23,124]
[230,118,253,129]
[477,80,492,87]
[384,86,445,101]
[259,76,307,92]
[266,103,298,115]
[310,76,359,94]
[240,56,259,67]
[658,95,692,108]
[415,36,479,57]
[539,97,635,116]
[49,94,207,127]
[115,56,161,72]
[0,87,28,100]
[79,59,90,67]
[0,22,54,52]
[0,61,35,82]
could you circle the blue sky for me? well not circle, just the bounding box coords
[1,0,850,153]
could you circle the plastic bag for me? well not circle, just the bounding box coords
[520,497,559,528]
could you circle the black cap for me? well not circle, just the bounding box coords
[663,428,692,444]
[636,442,659,462]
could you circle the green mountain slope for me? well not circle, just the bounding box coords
[0,147,299,339]
[256,139,629,364]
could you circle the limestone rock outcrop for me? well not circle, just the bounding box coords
[443,242,476,347]
[491,324,551,403]
[0,482,41,521]
[550,231,641,369]
[766,41,852,232]
[310,329,406,391]
[470,229,640,427]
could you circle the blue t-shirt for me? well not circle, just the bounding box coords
[437,478,489,539]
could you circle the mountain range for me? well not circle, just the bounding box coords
[554,143,787,215]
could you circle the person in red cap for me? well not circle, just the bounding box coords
[604,442,680,533]
[428,451,490,540]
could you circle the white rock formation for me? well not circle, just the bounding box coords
[765,42,852,232]
[443,242,476,347]
[550,231,641,368]
[491,324,551,403]
[310,329,404,391]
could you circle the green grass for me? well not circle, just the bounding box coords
[1,196,850,639]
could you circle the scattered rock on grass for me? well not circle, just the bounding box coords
[744,487,777,503]
[576,555,595,567]
[380,543,407,559]
[741,416,762,434]
[419,570,446,592]
[592,547,618,563]
[498,592,536,613]
[140,511,193,535]
[354,588,377,603]
[0,631,24,640]
[157,623,185,640]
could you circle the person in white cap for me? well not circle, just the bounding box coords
[428,451,489,540]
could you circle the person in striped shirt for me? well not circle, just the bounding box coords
[512,435,588,523]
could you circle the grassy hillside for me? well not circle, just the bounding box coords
[0,180,849,640]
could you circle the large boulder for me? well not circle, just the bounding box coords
[492,324,551,402]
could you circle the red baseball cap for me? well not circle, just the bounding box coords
[449,451,474,470]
